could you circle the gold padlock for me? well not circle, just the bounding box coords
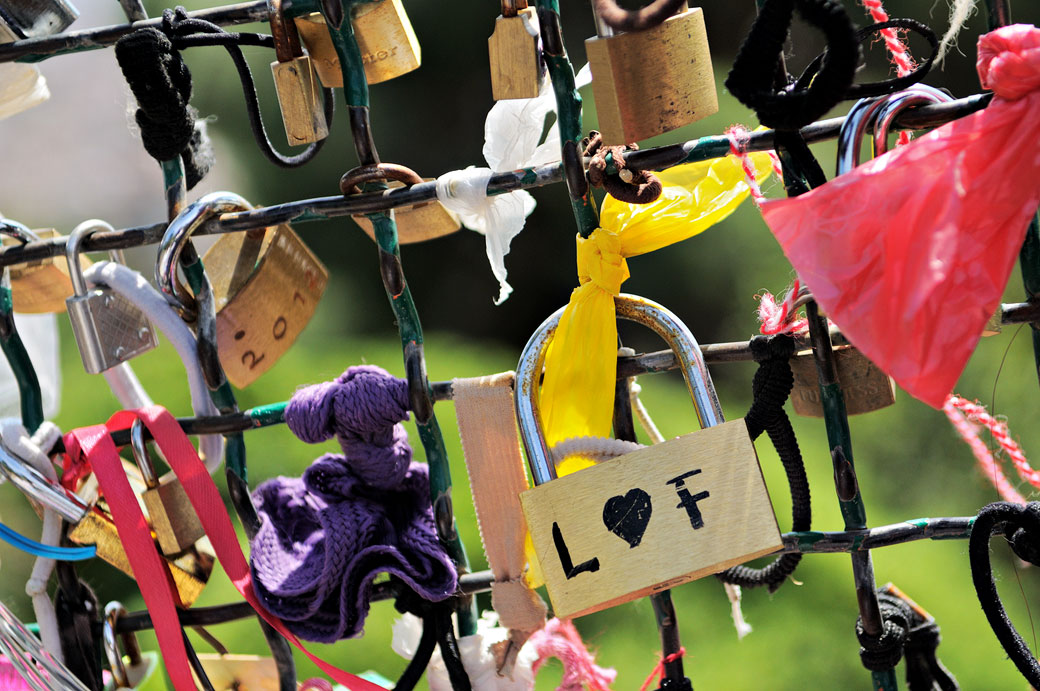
[516,295,781,619]
[130,418,206,556]
[342,164,461,244]
[158,193,329,390]
[293,0,421,88]
[194,654,279,690]
[488,0,541,100]
[788,346,896,417]
[585,3,718,144]
[0,226,90,314]
[270,0,328,146]
[201,224,328,389]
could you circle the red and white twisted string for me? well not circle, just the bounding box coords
[943,395,1034,504]
[725,125,783,206]
[859,0,915,146]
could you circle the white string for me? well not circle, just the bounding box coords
[0,419,64,662]
[937,0,979,64]
[83,261,224,473]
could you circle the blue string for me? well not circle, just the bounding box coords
[0,522,95,561]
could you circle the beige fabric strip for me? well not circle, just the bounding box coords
[452,372,547,640]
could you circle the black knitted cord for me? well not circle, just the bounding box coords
[115,25,213,189]
[725,0,859,130]
[54,560,104,691]
[857,592,912,671]
[393,580,472,691]
[716,334,811,592]
[970,502,1040,689]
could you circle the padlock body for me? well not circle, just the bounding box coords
[195,655,278,690]
[202,224,328,388]
[520,419,781,618]
[68,508,212,607]
[488,8,541,101]
[586,8,717,145]
[66,289,158,374]
[293,0,420,88]
[789,346,896,417]
[143,477,206,556]
[351,179,461,244]
[271,55,329,146]
[2,229,89,313]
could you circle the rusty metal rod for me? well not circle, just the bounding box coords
[0,96,991,270]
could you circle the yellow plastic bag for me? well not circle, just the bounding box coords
[539,152,775,450]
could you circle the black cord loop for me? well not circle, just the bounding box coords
[591,0,687,33]
[793,19,939,99]
[716,334,811,592]
[970,501,1040,689]
[726,0,859,131]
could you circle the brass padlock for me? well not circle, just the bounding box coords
[292,0,421,88]
[788,346,896,417]
[270,0,328,146]
[488,0,541,100]
[131,418,206,556]
[0,225,90,314]
[342,164,461,244]
[194,654,279,690]
[157,192,329,389]
[516,294,782,619]
[0,441,212,607]
[585,2,717,144]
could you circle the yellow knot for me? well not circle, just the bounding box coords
[576,228,630,296]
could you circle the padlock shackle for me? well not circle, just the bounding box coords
[500,0,528,18]
[103,602,142,689]
[516,293,724,486]
[130,418,161,489]
[156,191,253,322]
[835,85,950,175]
[872,86,952,157]
[339,163,424,196]
[0,219,40,246]
[591,0,687,34]
[66,219,121,298]
[0,440,89,523]
[269,0,304,62]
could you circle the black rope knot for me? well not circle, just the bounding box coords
[1003,503,1040,566]
[717,333,810,593]
[114,7,213,189]
[857,593,911,671]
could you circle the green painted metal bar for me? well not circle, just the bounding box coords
[301,0,478,635]
[535,0,598,237]
[0,282,43,432]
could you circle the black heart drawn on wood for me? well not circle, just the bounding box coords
[602,488,652,548]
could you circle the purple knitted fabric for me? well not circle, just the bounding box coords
[249,366,458,643]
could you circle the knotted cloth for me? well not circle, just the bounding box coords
[760,24,1040,408]
[539,154,773,446]
[250,366,458,643]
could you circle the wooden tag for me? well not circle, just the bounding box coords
[194,654,278,690]
[789,347,896,417]
[520,419,781,619]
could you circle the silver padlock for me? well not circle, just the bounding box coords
[0,0,78,39]
[65,220,157,374]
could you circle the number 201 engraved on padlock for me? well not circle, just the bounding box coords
[516,295,782,619]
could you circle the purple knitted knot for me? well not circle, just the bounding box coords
[250,456,457,642]
[285,366,412,488]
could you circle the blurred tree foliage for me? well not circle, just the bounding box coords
[1,0,1040,689]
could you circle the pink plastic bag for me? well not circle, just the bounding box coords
[760,25,1040,408]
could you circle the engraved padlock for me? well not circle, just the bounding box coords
[0,440,212,607]
[788,346,896,417]
[585,0,717,144]
[516,293,781,619]
[270,0,328,146]
[157,192,328,389]
[131,418,205,556]
[342,163,461,244]
[488,0,541,100]
[292,0,421,88]
[0,222,90,313]
[65,220,157,373]
[0,0,77,39]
